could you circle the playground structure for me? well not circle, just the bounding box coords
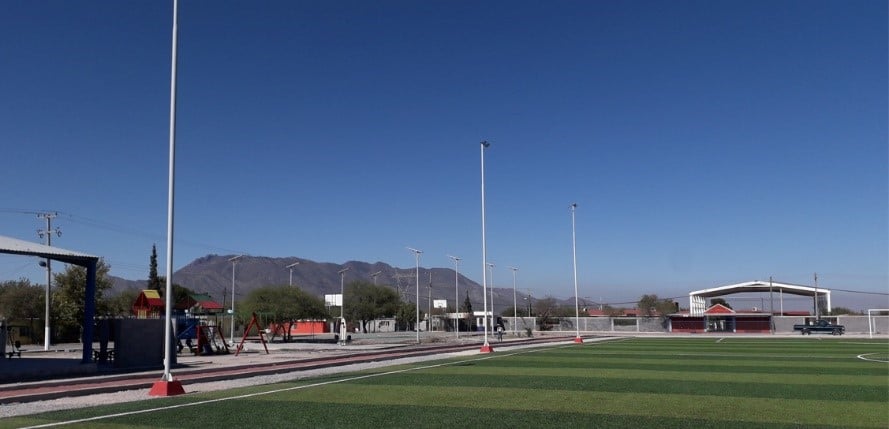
[175,314,229,356]
[235,313,269,356]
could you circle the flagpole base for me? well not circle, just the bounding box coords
[149,380,186,396]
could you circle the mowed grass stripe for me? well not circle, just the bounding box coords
[499,351,884,368]
[564,349,887,362]
[588,338,887,354]
[251,384,887,427]
[411,365,888,389]
[85,401,849,429]
[345,372,886,402]
[487,358,885,376]
[543,342,888,358]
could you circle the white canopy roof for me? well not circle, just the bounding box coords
[689,280,831,316]
[0,234,97,264]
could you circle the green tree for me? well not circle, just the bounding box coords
[168,281,194,307]
[0,279,44,321]
[52,259,114,342]
[148,244,161,291]
[639,294,679,317]
[0,279,45,344]
[461,292,475,331]
[827,306,860,315]
[239,285,328,341]
[709,298,731,309]
[105,288,140,317]
[395,301,420,332]
[344,281,400,333]
[534,297,561,330]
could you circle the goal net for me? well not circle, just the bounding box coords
[867,309,889,338]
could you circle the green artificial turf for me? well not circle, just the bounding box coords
[6,337,887,429]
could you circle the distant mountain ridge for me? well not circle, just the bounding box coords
[112,254,525,311]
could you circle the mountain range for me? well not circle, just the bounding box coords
[112,254,536,311]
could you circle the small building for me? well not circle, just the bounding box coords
[670,303,772,333]
[176,293,224,315]
[132,290,164,318]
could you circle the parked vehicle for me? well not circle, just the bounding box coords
[793,319,845,335]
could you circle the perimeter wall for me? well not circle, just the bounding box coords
[502,315,889,335]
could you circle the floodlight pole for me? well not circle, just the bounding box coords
[408,247,423,343]
[448,255,461,339]
[150,0,185,396]
[286,261,300,287]
[571,203,583,343]
[510,266,518,336]
[479,141,493,352]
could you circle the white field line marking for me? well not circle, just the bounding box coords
[856,353,889,363]
[20,343,576,428]
[694,339,889,346]
[716,337,725,343]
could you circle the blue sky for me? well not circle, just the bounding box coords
[1,1,886,308]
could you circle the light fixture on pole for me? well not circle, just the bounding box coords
[570,203,583,344]
[448,255,461,339]
[286,261,300,287]
[229,255,243,345]
[407,247,423,344]
[509,266,518,336]
[479,140,493,353]
[370,270,382,285]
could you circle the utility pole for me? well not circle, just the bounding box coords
[37,212,61,351]
[393,270,416,300]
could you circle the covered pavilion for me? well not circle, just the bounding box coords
[688,280,831,316]
[0,235,99,363]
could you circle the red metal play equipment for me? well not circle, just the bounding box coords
[235,313,269,356]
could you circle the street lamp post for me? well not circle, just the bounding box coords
[338,267,350,320]
[286,261,300,287]
[407,247,422,343]
[510,266,518,336]
[570,203,583,344]
[479,140,493,353]
[448,255,461,339]
[526,294,532,316]
[370,270,382,285]
[337,267,350,345]
[229,255,243,345]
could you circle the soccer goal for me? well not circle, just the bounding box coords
[867,309,889,338]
